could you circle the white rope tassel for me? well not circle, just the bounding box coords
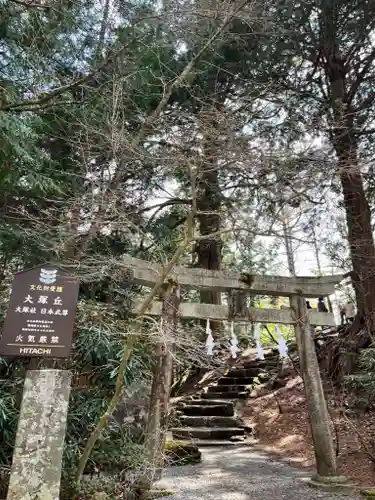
[230,321,240,359]
[205,319,214,356]
[275,324,288,358]
[254,324,264,360]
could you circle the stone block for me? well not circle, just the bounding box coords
[179,416,240,428]
[7,370,71,500]
[182,404,234,417]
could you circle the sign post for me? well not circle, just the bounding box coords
[0,265,79,358]
[0,265,79,500]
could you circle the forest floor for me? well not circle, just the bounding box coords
[242,374,375,487]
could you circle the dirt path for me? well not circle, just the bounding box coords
[157,446,361,500]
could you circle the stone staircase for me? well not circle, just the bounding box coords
[171,363,262,445]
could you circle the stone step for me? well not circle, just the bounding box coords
[171,427,245,441]
[267,349,280,357]
[171,439,256,447]
[239,360,263,367]
[218,377,254,386]
[226,368,261,378]
[182,404,234,417]
[208,384,246,393]
[179,415,240,428]
[202,391,248,400]
[183,398,233,406]
[243,359,277,369]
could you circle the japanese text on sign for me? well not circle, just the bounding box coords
[0,265,79,358]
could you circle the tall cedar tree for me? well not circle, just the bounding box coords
[170,9,267,312]
[263,0,375,334]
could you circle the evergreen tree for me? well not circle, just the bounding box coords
[254,0,375,334]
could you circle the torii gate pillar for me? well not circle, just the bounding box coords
[290,293,347,485]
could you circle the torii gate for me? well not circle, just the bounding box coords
[124,253,344,485]
[124,253,340,327]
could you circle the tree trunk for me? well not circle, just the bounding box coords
[339,160,375,335]
[195,109,223,335]
[281,211,296,276]
[323,39,375,335]
[140,284,181,491]
[196,163,222,306]
[196,162,222,337]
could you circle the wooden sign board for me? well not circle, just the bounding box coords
[0,265,79,358]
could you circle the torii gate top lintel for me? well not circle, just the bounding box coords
[122,254,343,298]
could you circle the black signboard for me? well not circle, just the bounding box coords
[0,265,79,358]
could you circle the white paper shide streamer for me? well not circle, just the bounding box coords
[275,325,288,358]
[230,322,240,359]
[205,319,214,356]
[254,323,264,360]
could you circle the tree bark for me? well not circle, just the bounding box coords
[196,163,222,336]
[331,110,375,335]
[281,213,296,276]
[196,109,223,331]
[339,160,375,335]
[140,284,181,490]
[323,39,375,335]
[196,165,222,305]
